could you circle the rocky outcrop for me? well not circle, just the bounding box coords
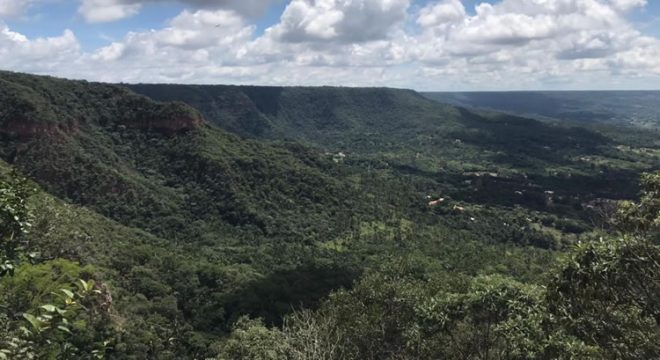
[0,119,78,139]
[116,100,206,135]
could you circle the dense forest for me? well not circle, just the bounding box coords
[0,71,658,359]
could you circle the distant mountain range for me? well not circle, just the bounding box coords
[423,91,660,129]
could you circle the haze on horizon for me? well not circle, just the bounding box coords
[1,0,660,91]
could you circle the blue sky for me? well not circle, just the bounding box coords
[6,2,186,50]
[1,0,660,90]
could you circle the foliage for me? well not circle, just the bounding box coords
[614,171,660,236]
[220,172,660,359]
[0,172,34,276]
[216,317,288,360]
[6,277,111,359]
[546,235,660,359]
[0,172,114,359]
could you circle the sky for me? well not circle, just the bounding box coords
[1,0,659,90]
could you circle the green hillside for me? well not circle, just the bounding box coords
[0,72,658,359]
[1,72,377,244]
[130,82,659,214]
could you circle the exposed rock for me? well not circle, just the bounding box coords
[1,119,78,139]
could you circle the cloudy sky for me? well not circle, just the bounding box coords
[1,0,659,90]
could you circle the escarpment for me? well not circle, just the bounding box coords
[0,72,205,139]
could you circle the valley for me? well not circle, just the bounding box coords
[0,71,658,359]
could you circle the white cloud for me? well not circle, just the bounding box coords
[79,0,141,23]
[0,0,34,18]
[411,0,659,86]
[78,0,275,23]
[1,0,659,90]
[416,0,465,28]
[611,35,660,73]
[608,0,646,12]
[0,23,81,73]
[268,0,410,43]
[86,9,255,82]
[438,0,624,49]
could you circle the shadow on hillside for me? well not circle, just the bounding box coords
[392,156,641,221]
[220,262,359,329]
[455,169,641,206]
[453,108,614,169]
[240,86,284,116]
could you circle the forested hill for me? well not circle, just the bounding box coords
[129,82,659,201]
[0,71,379,244]
[127,84,453,144]
[0,71,658,358]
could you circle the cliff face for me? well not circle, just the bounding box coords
[116,102,205,135]
[0,71,205,139]
[1,120,66,138]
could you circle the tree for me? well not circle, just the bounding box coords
[614,171,660,238]
[216,317,289,360]
[0,173,34,277]
[0,174,115,359]
[545,171,660,359]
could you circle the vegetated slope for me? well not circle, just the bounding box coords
[422,90,660,129]
[0,71,370,244]
[127,84,456,145]
[0,71,383,356]
[130,83,659,220]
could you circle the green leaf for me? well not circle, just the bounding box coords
[41,304,56,313]
[61,289,75,299]
[22,313,41,330]
[78,279,92,292]
[19,326,31,336]
[57,325,72,334]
